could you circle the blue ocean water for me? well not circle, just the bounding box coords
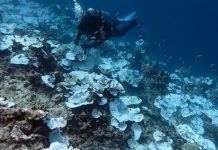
[1,0,218,149]
[79,0,218,77]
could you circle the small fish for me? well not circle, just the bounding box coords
[178,57,183,61]
[158,43,161,49]
[114,12,120,17]
[188,66,193,70]
[179,67,185,72]
[55,4,61,10]
[138,34,144,39]
[209,64,215,68]
[168,56,173,60]
[182,60,185,65]
[195,54,203,63]
[123,63,130,68]
[109,98,113,101]
[196,54,203,58]
[100,25,104,31]
[101,19,105,24]
[94,31,99,35]
[90,36,97,40]
[122,35,127,39]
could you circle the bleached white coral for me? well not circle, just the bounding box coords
[109,99,144,125]
[45,117,67,130]
[0,35,13,51]
[52,44,84,61]
[0,32,43,51]
[154,94,187,123]
[153,130,165,142]
[111,118,127,131]
[148,130,173,150]
[148,139,173,150]
[61,58,72,68]
[98,98,108,106]
[44,117,70,150]
[0,97,15,107]
[99,58,143,87]
[41,74,56,88]
[47,40,60,48]
[204,109,218,127]
[169,73,182,81]
[65,51,76,61]
[190,117,204,135]
[10,54,29,65]
[120,96,142,106]
[65,85,92,108]
[127,130,173,150]
[195,77,214,86]
[156,71,218,150]
[49,129,69,148]
[64,71,125,108]
[91,109,103,119]
[13,35,43,50]
[98,58,115,74]
[109,79,125,96]
[134,39,148,53]
[127,139,146,150]
[44,142,73,150]
[176,124,216,150]
[155,94,214,124]
[112,68,143,87]
[131,123,142,141]
[99,58,129,74]
[184,77,193,85]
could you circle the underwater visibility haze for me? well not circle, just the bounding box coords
[0,0,218,150]
[81,0,218,76]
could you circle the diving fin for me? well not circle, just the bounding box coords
[117,11,137,22]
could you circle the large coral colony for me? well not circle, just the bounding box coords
[0,1,217,150]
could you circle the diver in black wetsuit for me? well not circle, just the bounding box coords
[74,8,140,50]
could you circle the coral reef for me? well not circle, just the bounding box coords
[0,99,49,150]
[63,114,127,150]
[0,0,217,150]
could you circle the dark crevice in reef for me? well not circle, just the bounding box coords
[64,114,128,150]
[0,107,50,150]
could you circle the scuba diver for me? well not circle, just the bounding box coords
[74,8,142,50]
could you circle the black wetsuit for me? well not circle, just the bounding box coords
[74,8,138,49]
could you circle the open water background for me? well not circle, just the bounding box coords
[77,0,218,77]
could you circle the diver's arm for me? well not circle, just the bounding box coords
[74,31,82,45]
[100,10,114,23]
[101,10,111,17]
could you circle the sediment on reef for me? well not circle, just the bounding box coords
[0,0,218,150]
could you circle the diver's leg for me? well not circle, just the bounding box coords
[113,20,138,37]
